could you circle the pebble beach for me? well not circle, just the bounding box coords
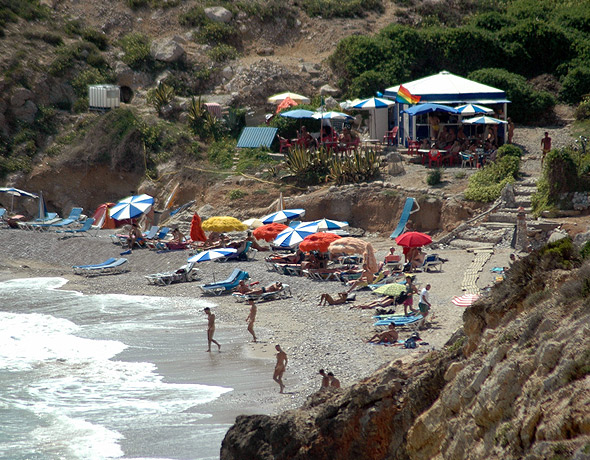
[0,227,514,417]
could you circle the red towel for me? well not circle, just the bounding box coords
[190,213,207,242]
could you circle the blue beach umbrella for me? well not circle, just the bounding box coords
[273,226,317,248]
[260,209,306,224]
[402,103,458,116]
[110,194,154,221]
[0,187,38,212]
[279,109,315,119]
[454,104,494,116]
[311,218,349,231]
[188,248,237,263]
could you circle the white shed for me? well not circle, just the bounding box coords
[88,84,121,111]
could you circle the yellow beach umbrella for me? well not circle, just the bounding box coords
[201,216,248,233]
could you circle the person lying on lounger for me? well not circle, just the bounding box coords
[346,263,375,293]
[242,282,283,296]
[350,296,396,310]
[366,324,398,344]
[318,292,349,306]
[126,223,144,251]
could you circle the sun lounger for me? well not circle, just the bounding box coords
[18,213,61,230]
[220,241,255,261]
[50,207,84,228]
[73,257,128,276]
[198,268,249,295]
[303,269,341,281]
[145,262,200,286]
[233,284,292,303]
[420,254,443,272]
[56,218,95,236]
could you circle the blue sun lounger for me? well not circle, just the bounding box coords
[199,268,249,295]
[56,218,95,236]
[50,207,84,228]
[73,257,128,276]
[390,197,419,239]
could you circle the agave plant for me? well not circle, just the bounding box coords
[328,149,380,185]
[187,96,226,141]
[147,81,175,115]
[284,145,332,185]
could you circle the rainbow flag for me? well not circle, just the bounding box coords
[396,85,421,105]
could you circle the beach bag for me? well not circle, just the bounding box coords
[396,291,408,304]
[404,337,417,349]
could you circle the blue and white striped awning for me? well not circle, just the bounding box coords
[237,127,278,148]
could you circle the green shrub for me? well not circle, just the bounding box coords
[580,241,590,260]
[194,22,238,46]
[73,97,89,113]
[0,0,47,37]
[208,138,236,169]
[49,42,108,76]
[285,146,332,186]
[179,6,208,27]
[468,68,555,123]
[496,144,523,158]
[187,97,227,141]
[300,0,383,18]
[23,31,63,46]
[560,67,590,105]
[207,44,238,62]
[71,68,113,98]
[426,168,442,185]
[236,147,274,173]
[81,28,109,51]
[575,96,590,121]
[328,149,380,185]
[119,33,152,69]
[465,155,520,202]
[228,189,247,200]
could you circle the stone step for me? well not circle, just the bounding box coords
[517,180,538,187]
[515,199,532,207]
[481,222,516,229]
[501,207,533,214]
[487,213,517,223]
[514,187,536,196]
[527,220,561,231]
[459,227,508,243]
[448,239,497,250]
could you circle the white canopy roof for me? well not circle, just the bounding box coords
[384,71,509,104]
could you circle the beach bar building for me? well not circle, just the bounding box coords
[383,71,510,145]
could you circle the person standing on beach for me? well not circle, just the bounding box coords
[541,131,552,165]
[418,284,432,324]
[319,369,330,389]
[403,276,419,316]
[204,307,220,352]
[246,300,257,343]
[273,345,287,393]
[328,372,341,389]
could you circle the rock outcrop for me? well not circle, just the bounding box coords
[221,248,590,460]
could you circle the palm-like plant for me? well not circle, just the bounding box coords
[147,82,175,115]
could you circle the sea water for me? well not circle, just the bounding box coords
[0,278,246,460]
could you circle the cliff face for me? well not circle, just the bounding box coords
[221,248,590,460]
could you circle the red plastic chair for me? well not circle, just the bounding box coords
[383,126,399,145]
[407,138,419,155]
[428,149,442,168]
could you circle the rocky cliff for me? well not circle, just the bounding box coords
[221,242,590,460]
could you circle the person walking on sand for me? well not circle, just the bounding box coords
[418,284,432,328]
[204,307,220,352]
[319,369,330,389]
[273,344,287,393]
[246,300,257,343]
[328,372,340,389]
[541,131,552,165]
[403,276,419,316]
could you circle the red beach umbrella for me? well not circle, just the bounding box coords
[395,231,432,248]
[190,213,207,242]
[451,294,481,307]
[253,223,288,242]
[299,232,342,253]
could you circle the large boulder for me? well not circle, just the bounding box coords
[114,61,151,89]
[11,88,35,107]
[204,6,232,23]
[12,100,38,124]
[33,77,75,107]
[150,38,186,63]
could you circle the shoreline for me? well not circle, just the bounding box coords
[0,228,513,418]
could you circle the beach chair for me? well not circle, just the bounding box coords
[56,218,95,237]
[414,253,443,272]
[219,241,254,261]
[198,268,249,295]
[145,262,200,286]
[72,257,128,276]
[19,213,61,230]
[428,149,442,168]
[383,126,398,146]
[143,225,160,240]
[390,197,419,239]
[50,207,84,228]
[0,208,6,220]
[233,284,292,303]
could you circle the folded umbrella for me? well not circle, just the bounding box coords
[451,293,481,307]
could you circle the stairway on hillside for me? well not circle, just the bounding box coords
[446,178,559,251]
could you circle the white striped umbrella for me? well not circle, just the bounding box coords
[260,209,306,224]
[451,293,481,307]
[273,226,317,248]
[454,104,494,116]
[463,116,507,125]
[188,248,237,263]
[312,111,354,120]
[110,194,154,220]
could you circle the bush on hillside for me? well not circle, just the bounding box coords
[464,155,520,202]
[575,96,590,121]
[71,68,113,98]
[560,67,590,105]
[119,33,152,70]
[49,42,108,77]
[496,144,523,159]
[468,68,555,123]
[300,0,383,18]
[532,147,579,214]
[207,138,236,169]
[179,6,208,27]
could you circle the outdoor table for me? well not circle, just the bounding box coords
[418,149,430,165]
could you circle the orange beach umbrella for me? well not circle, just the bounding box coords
[253,223,288,242]
[300,232,342,253]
